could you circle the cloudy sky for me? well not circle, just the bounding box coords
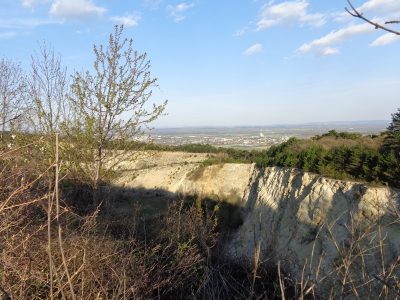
[0,0,399,127]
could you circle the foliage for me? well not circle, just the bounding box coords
[314,129,361,140]
[262,141,398,187]
[65,25,167,201]
[385,108,400,159]
[0,149,297,299]
[136,131,399,188]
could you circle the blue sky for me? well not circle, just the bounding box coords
[0,0,399,127]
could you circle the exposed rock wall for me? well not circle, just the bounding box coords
[114,153,400,297]
[115,152,253,204]
[229,166,400,298]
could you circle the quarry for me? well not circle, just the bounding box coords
[113,151,400,298]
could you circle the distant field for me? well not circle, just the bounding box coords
[127,128,399,188]
[149,121,388,148]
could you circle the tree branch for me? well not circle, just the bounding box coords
[345,0,400,35]
[0,113,21,127]
[0,284,11,300]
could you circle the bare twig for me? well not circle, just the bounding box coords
[278,261,286,300]
[249,242,261,300]
[0,284,11,300]
[346,0,400,35]
[0,114,22,127]
[0,164,54,211]
[372,274,400,296]
[55,133,76,300]
[48,174,54,300]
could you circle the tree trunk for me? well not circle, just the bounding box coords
[93,145,102,206]
[1,98,6,144]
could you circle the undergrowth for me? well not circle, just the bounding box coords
[0,142,307,300]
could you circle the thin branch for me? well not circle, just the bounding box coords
[48,175,54,300]
[0,114,22,127]
[0,284,11,300]
[372,274,400,296]
[278,261,286,300]
[55,133,76,300]
[346,0,400,35]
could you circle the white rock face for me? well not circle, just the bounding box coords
[115,151,253,204]
[229,166,400,298]
[114,153,400,297]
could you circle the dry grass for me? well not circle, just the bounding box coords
[0,137,399,299]
[0,141,279,299]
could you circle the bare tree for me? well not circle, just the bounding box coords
[0,58,26,143]
[28,43,68,137]
[68,25,167,203]
[346,0,400,35]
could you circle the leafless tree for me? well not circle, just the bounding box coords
[28,43,68,137]
[346,0,400,35]
[68,25,167,203]
[0,58,26,143]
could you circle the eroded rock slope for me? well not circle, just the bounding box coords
[229,166,400,297]
[115,152,400,297]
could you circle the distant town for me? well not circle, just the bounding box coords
[145,121,388,150]
[150,132,290,149]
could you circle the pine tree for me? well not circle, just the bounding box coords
[385,108,400,159]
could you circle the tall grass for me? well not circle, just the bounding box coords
[0,136,399,299]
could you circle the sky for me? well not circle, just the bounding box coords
[0,0,399,128]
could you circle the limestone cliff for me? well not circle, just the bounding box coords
[229,166,400,297]
[115,152,400,297]
[115,151,252,204]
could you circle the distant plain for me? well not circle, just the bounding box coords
[150,120,388,149]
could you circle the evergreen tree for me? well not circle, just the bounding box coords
[385,108,400,159]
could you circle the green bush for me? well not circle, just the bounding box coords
[114,130,399,188]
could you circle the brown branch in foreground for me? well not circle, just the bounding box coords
[346,0,400,35]
[55,133,76,300]
[0,284,11,300]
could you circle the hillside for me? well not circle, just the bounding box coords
[1,132,399,299]
[111,150,400,298]
[125,130,399,188]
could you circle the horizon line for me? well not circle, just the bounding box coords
[153,119,390,130]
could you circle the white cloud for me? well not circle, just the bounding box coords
[233,27,248,37]
[244,43,263,56]
[321,47,340,56]
[358,0,400,14]
[0,18,61,29]
[257,0,325,30]
[110,13,141,27]
[143,0,163,9]
[21,0,50,8]
[336,0,400,23]
[75,28,90,34]
[167,2,195,22]
[0,31,17,39]
[370,32,400,47]
[298,23,374,53]
[332,11,352,24]
[326,0,400,53]
[50,0,106,20]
